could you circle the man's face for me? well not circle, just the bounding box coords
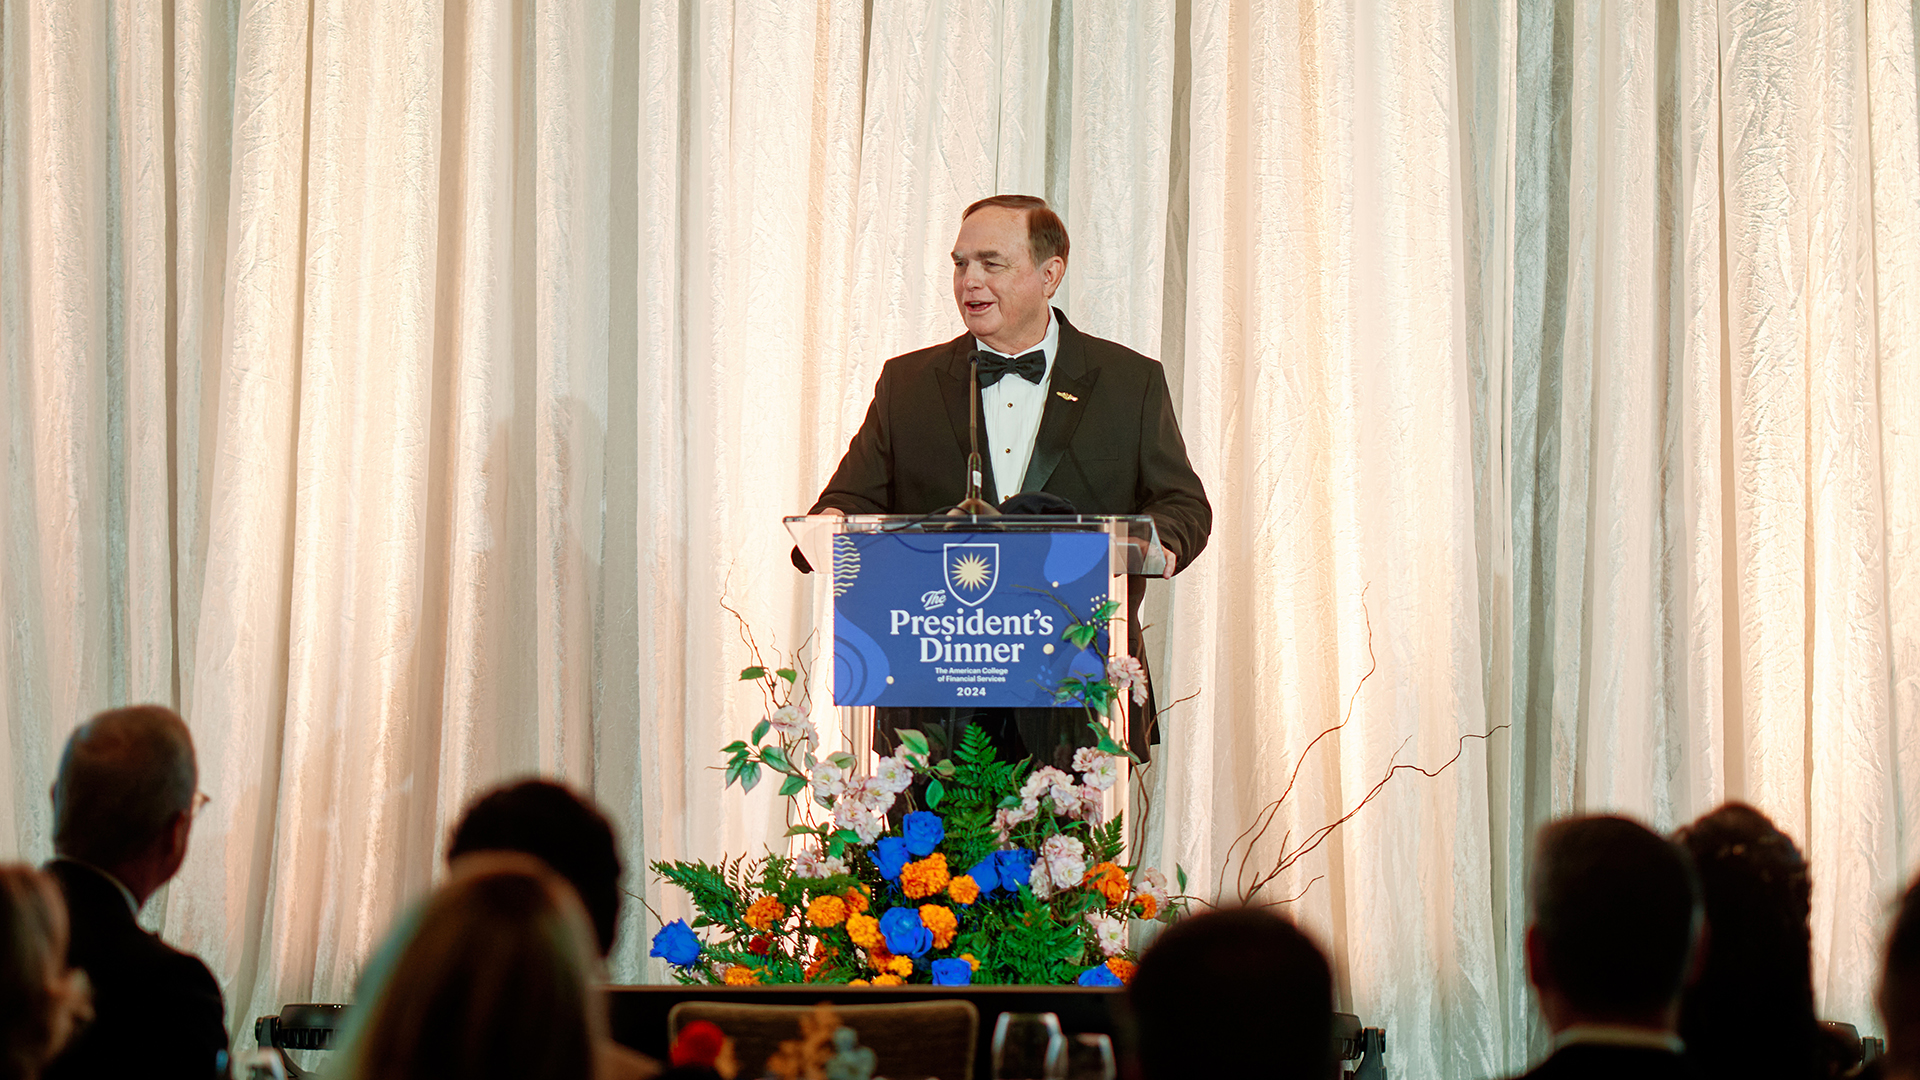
[951,206,1064,354]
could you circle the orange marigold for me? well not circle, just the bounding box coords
[725,964,762,986]
[1085,862,1129,907]
[849,978,871,986]
[947,874,981,905]
[960,953,981,971]
[844,886,870,914]
[744,895,786,931]
[919,904,959,950]
[807,895,849,928]
[872,973,906,986]
[847,913,883,949]
[887,954,914,977]
[900,853,951,899]
[1105,958,1136,983]
[1133,893,1160,920]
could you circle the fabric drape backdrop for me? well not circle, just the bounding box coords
[4,2,1917,1077]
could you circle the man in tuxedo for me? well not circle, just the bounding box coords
[43,704,228,1080]
[804,195,1210,764]
[1503,815,1704,1080]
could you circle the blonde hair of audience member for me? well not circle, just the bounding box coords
[341,855,605,1080]
[0,867,92,1080]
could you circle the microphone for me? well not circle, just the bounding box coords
[950,350,1000,517]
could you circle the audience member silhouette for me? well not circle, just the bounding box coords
[1125,905,1336,1080]
[41,705,226,1080]
[0,867,91,1080]
[1876,870,1920,1080]
[1675,803,1832,1080]
[447,778,660,1079]
[1502,815,1702,1080]
[339,855,605,1080]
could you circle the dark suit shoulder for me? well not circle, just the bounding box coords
[1505,1044,1697,1080]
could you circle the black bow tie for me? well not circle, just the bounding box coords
[974,349,1046,388]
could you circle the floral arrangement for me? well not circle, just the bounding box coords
[649,606,1175,987]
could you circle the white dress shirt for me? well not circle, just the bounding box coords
[977,310,1060,499]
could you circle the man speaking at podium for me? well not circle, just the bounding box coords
[802,195,1210,767]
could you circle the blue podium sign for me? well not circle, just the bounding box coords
[831,530,1111,707]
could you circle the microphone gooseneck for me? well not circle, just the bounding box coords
[950,349,1000,517]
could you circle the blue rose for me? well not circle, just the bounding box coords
[872,836,911,880]
[649,919,702,967]
[931,958,974,986]
[878,906,933,958]
[967,856,1000,897]
[1077,963,1123,987]
[902,811,946,857]
[993,848,1035,891]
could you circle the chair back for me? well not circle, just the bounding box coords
[668,999,978,1080]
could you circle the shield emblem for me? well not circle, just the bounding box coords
[943,543,1000,607]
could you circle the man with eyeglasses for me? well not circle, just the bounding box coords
[43,704,228,1080]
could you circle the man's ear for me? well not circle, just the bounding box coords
[1041,255,1065,297]
[1524,923,1550,993]
[162,808,192,871]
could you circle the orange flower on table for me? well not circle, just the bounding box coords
[847,912,883,950]
[744,895,786,930]
[886,954,914,978]
[960,953,981,972]
[724,964,762,986]
[1085,862,1129,907]
[844,886,870,914]
[900,853,951,899]
[1133,892,1159,919]
[1104,958,1136,983]
[872,973,906,986]
[947,874,981,905]
[849,978,871,986]
[807,894,849,928]
[919,904,958,950]
[867,941,895,971]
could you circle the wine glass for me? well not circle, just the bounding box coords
[1064,1033,1116,1080]
[991,1011,1067,1080]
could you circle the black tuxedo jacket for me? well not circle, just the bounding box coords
[1505,1043,1697,1080]
[43,859,229,1080]
[809,310,1210,566]
[805,311,1211,755]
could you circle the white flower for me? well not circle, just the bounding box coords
[1045,781,1082,817]
[1134,867,1170,912]
[1079,754,1120,792]
[769,704,817,744]
[793,847,844,878]
[1020,766,1072,802]
[848,807,884,844]
[1086,911,1127,957]
[874,754,915,795]
[1039,834,1087,894]
[1029,863,1058,900]
[811,762,846,805]
[1075,786,1105,823]
[1106,655,1148,706]
[1071,747,1102,773]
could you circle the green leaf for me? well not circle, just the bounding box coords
[776,667,798,683]
[899,729,931,759]
[833,829,860,846]
[998,796,1022,809]
[725,759,745,788]
[761,746,791,773]
[827,751,857,771]
[926,778,945,809]
[740,666,767,681]
[777,774,807,797]
[1092,599,1120,622]
[721,740,748,754]
[740,763,762,794]
[827,834,848,858]
[751,719,772,744]
[1064,624,1098,648]
[1094,730,1126,755]
[1176,865,1189,893]
[784,824,820,837]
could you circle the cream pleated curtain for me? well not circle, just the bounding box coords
[4,2,1918,1078]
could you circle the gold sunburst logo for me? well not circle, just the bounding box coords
[951,553,991,590]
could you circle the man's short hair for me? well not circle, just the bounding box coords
[1530,815,1702,1020]
[962,194,1070,265]
[51,705,197,869]
[447,779,623,957]
[1126,906,1336,1080]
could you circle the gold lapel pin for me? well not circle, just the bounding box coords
[1056,391,1079,402]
